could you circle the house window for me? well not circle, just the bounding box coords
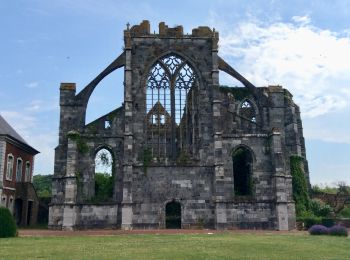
[16,158,23,182]
[25,162,31,182]
[6,154,14,180]
[146,54,197,159]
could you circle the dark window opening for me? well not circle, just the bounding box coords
[27,201,33,225]
[165,201,181,229]
[233,147,253,196]
[14,199,23,225]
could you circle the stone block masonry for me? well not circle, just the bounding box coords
[49,20,309,230]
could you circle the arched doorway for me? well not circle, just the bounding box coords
[233,147,253,196]
[14,199,23,225]
[165,201,181,229]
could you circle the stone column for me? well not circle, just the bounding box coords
[121,28,134,230]
[211,31,227,229]
[62,138,78,230]
[270,130,289,230]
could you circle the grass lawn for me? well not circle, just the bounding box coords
[1,232,349,259]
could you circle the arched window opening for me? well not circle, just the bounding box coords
[16,158,23,182]
[233,147,253,196]
[6,154,14,180]
[85,69,123,125]
[94,148,114,201]
[146,54,197,160]
[240,99,256,123]
[25,162,31,182]
[165,201,181,229]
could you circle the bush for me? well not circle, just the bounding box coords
[321,218,335,228]
[308,225,329,235]
[339,206,350,218]
[309,199,332,217]
[299,216,321,229]
[0,207,17,238]
[328,225,348,237]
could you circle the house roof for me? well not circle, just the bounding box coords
[0,114,39,155]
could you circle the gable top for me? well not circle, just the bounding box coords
[0,114,39,154]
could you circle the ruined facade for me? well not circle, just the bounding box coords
[49,21,309,230]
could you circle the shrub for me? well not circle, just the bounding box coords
[339,206,350,218]
[299,216,321,229]
[308,225,329,235]
[309,199,332,217]
[328,225,348,237]
[321,218,335,228]
[0,207,17,238]
[94,172,113,202]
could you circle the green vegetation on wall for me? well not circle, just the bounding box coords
[142,148,152,174]
[290,155,310,216]
[67,131,89,154]
[219,85,252,101]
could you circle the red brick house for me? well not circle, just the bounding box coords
[0,114,40,226]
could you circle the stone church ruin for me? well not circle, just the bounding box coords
[49,21,309,230]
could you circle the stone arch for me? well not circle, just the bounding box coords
[232,146,254,196]
[85,68,124,124]
[75,52,125,125]
[141,50,204,89]
[218,56,256,93]
[237,98,260,124]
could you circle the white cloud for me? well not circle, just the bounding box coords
[26,81,39,88]
[216,17,350,119]
[0,111,37,140]
[1,106,59,175]
[26,99,59,112]
[29,132,57,174]
[292,15,311,25]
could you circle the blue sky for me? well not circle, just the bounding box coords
[1,0,349,185]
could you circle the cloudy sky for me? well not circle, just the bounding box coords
[1,0,349,185]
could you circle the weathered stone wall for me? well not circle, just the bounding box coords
[75,204,118,228]
[131,166,214,228]
[49,21,309,230]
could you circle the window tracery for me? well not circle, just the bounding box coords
[146,54,197,159]
[240,99,256,123]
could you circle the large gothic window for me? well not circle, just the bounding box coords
[146,55,197,159]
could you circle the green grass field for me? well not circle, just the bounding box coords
[1,233,349,259]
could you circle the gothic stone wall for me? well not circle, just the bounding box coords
[49,21,307,230]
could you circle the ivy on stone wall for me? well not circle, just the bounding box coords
[290,155,310,216]
[67,131,89,154]
[142,148,152,174]
[219,85,252,101]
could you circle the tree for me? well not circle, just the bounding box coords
[33,174,52,198]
